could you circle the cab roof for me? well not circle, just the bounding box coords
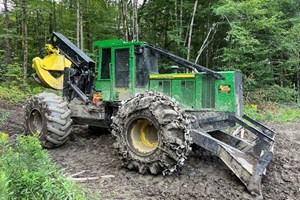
[93,40,146,48]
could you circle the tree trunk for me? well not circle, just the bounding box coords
[77,0,80,47]
[75,0,84,50]
[85,0,92,51]
[297,51,300,103]
[49,15,53,33]
[53,0,57,31]
[153,9,158,44]
[163,6,169,49]
[186,0,198,62]
[180,0,183,39]
[195,23,217,66]
[132,0,138,41]
[117,1,122,38]
[80,3,83,50]
[195,26,213,64]
[122,0,129,41]
[58,0,63,31]
[175,0,177,25]
[4,0,12,65]
[206,2,211,68]
[16,10,22,62]
[22,0,28,85]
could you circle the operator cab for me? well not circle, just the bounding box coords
[94,40,159,102]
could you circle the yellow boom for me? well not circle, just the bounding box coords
[32,44,72,90]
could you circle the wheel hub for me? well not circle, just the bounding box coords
[127,118,159,156]
[28,109,43,135]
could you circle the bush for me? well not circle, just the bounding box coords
[0,134,86,200]
[244,84,297,104]
[0,63,23,87]
[0,85,62,104]
[0,86,29,103]
[0,62,63,104]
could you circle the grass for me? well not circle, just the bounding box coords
[244,103,300,122]
[0,134,95,200]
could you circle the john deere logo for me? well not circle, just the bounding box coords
[219,85,231,93]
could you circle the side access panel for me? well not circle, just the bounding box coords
[149,72,243,116]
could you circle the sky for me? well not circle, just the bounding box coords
[0,0,146,12]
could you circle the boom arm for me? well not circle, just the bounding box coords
[146,45,225,80]
[49,32,96,102]
[51,32,95,70]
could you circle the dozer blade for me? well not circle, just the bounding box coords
[190,114,275,199]
[32,44,72,90]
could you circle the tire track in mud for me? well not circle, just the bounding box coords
[1,101,299,200]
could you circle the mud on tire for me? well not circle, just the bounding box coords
[111,92,192,175]
[24,92,73,148]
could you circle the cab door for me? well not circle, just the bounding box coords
[96,48,112,101]
[112,47,133,101]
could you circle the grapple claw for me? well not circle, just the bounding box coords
[32,44,71,90]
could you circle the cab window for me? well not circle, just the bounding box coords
[101,48,111,79]
[115,48,130,88]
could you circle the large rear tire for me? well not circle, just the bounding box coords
[112,92,192,175]
[24,92,73,148]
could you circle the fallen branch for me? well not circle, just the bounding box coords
[70,170,86,177]
[101,175,115,178]
[71,177,99,182]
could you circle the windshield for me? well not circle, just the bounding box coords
[135,47,159,87]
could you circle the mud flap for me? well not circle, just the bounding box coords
[190,114,275,199]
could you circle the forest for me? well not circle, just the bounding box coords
[0,0,300,104]
[1,1,300,199]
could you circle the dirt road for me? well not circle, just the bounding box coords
[1,100,299,200]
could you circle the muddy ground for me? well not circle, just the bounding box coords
[0,100,299,200]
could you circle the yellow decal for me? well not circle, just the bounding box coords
[115,88,128,93]
[219,85,231,93]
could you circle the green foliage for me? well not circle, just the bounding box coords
[0,112,10,126]
[0,63,23,87]
[213,0,300,91]
[244,103,300,122]
[0,83,62,104]
[0,86,29,103]
[265,85,297,103]
[0,135,86,200]
[245,84,297,104]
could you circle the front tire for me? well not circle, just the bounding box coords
[112,92,192,175]
[24,92,73,148]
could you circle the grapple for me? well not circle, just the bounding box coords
[32,44,72,90]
